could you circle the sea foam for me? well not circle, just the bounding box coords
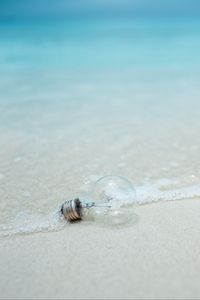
[1,179,200,239]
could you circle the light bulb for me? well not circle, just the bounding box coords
[61,175,136,225]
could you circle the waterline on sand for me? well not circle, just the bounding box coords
[1,178,200,238]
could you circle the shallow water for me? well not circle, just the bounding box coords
[0,17,200,237]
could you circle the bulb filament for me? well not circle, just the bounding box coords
[82,202,112,209]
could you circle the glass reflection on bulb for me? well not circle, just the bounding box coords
[61,175,137,225]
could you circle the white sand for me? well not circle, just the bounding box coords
[1,199,200,299]
[1,18,200,299]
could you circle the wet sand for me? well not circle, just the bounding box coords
[1,199,200,299]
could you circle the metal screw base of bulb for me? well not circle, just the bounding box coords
[61,198,82,222]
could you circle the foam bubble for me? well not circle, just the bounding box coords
[136,180,200,204]
[1,179,200,238]
[0,209,66,239]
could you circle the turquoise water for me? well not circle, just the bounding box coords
[0,17,200,236]
[1,18,200,70]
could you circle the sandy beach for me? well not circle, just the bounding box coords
[1,5,200,299]
[1,199,200,299]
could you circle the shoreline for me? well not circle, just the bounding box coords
[1,198,200,299]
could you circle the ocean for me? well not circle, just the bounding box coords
[0,16,200,236]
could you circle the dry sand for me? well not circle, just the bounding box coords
[1,199,200,299]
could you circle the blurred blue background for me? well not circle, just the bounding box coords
[0,0,200,72]
[0,0,200,20]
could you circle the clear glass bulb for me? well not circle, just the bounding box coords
[61,175,137,226]
[83,175,137,225]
